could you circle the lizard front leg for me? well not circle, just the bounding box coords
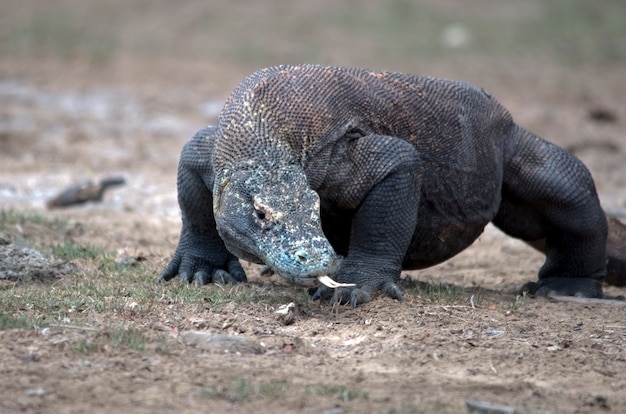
[312,134,421,307]
[159,127,246,285]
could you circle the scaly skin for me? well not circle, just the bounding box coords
[160,64,625,307]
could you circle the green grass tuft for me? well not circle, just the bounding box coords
[0,209,68,233]
[74,337,99,355]
[404,279,463,303]
[106,326,146,351]
[49,241,104,261]
[306,383,369,402]
[0,314,43,330]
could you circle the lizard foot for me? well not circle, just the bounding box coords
[518,277,625,300]
[159,255,246,286]
[311,281,403,308]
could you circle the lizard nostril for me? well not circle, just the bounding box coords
[295,251,308,264]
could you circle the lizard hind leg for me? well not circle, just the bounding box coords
[494,125,613,299]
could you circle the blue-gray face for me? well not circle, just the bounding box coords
[214,165,339,286]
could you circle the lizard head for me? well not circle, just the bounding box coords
[214,164,339,286]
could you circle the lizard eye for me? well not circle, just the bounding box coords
[253,196,273,222]
[345,126,366,139]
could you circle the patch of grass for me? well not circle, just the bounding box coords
[154,282,239,312]
[509,292,527,311]
[74,337,99,355]
[49,241,104,261]
[468,286,486,307]
[258,380,291,400]
[155,339,174,355]
[0,209,68,233]
[72,327,154,355]
[0,244,277,332]
[197,283,305,309]
[203,284,252,308]
[305,383,369,402]
[3,286,89,323]
[105,326,146,351]
[0,314,45,330]
[0,247,156,326]
[232,378,256,402]
[404,279,463,304]
[194,379,291,403]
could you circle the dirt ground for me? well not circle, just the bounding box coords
[1,1,626,413]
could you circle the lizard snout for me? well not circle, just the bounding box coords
[291,247,339,274]
[266,239,341,287]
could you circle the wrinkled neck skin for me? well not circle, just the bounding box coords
[211,74,342,285]
[212,159,340,286]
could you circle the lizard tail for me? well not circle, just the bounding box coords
[606,216,626,286]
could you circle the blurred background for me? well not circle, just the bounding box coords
[2,0,626,71]
[1,0,625,215]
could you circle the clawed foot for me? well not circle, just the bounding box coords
[158,255,247,286]
[311,280,403,308]
[519,277,625,301]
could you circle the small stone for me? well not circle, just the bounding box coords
[274,302,297,325]
[24,388,45,396]
[484,330,505,336]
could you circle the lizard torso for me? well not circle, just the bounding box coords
[216,64,513,267]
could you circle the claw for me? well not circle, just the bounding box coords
[179,271,192,283]
[349,289,373,308]
[213,269,240,284]
[226,259,247,283]
[328,287,351,307]
[311,280,404,308]
[159,256,181,282]
[211,270,225,284]
[383,282,404,302]
[310,286,330,302]
[195,270,210,285]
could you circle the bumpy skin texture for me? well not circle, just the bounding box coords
[160,126,248,286]
[160,64,625,307]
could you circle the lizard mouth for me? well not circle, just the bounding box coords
[266,254,343,287]
[288,275,322,287]
[282,275,355,289]
[270,266,336,287]
[257,233,342,287]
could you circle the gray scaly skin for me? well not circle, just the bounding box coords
[160,64,626,307]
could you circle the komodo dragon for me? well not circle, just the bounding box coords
[160,64,626,307]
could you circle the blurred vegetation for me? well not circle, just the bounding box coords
[0,0,624,68]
